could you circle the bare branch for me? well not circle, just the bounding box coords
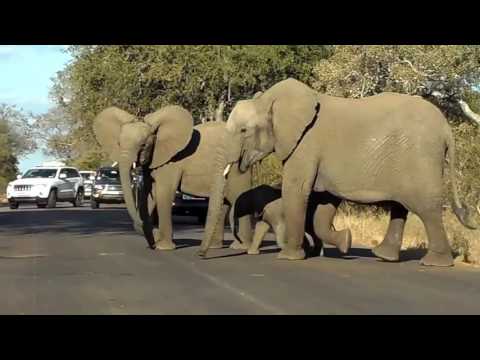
[227,80,232,103]
[398,59,431,77]
[458,100,480,126]
[360,77,366,98]
[215,101,225,122]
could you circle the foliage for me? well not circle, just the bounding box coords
[0,104,36,192]
[44,45,332,165]
[313,45,480,117]
[252,154,283,187]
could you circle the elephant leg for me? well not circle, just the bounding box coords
[278,163,317,261]
[230,215,253,250]
[210,204,228,249]
[372,202,408,262]
[248,221,271,255]
[417,208,454,267]
[313,200,351,255]
[152,172,179,251]
[148,191,156,216]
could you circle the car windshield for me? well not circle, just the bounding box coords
[97,169,119,180]
[81,173,93,180]
[23,169,57,179]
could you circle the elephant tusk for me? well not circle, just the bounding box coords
[223,163,232,177]
[476,205,480,217]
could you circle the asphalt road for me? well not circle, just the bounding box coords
[0,203,479,315]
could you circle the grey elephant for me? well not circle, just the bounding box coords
[199,78,476,267]
[230,184,351,256]
[93,105,253,251]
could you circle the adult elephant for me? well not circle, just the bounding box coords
[93,105,253,251]
[198,78,476,267]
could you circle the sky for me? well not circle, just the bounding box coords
[0,45,72,173]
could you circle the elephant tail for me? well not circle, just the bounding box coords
[446,129,477,230]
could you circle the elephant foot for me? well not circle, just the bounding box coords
[278,247,306,261]
[333,229,352,254]
[133,222,144,235]
[420,250,454,267]
[155,241,176,251]
[230,240,249,250]
[247,248,260,255]
[209,244,224,249]
[372,242,401,262]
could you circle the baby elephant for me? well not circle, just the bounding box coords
[231,185,352,256]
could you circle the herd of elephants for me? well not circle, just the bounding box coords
[93,78,477,268]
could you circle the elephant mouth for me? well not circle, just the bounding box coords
[238,149,249,173]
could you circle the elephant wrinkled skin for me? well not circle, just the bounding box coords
[199,78,477,267]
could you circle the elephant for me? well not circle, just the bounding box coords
[198,78,477,267]
[93,105,253,251]
[230,184,351,256]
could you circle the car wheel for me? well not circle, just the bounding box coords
[46,190,57,208]
[37,204,47,209]
[9,202,19,210]
[73,189,84,207]
[90,199,99,209]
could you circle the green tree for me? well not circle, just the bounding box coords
[0,104,36,191]
[43,45,332,167]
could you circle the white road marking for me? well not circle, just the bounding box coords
[0,254,48,259]
[168,256,287,315]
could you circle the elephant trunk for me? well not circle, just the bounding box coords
[198,131,232,257]
[119,155,143,233]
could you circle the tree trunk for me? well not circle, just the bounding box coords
[215,101,225,122]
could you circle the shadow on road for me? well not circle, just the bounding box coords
[323,246,427,262]
[0,208,200,237]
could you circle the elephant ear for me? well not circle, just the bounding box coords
[261,78,319,162]
[144,105,194,168]
[93,107,137,162]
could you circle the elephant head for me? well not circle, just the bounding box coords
[93,105,194,240]
[199,79,319,256]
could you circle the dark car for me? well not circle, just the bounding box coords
[172,191,209,224]
[90,167,124,209]
[131,168,208,224]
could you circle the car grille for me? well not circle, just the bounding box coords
[105,185,122,192]
[14,185,33,191]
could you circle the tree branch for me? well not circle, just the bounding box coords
[215,100,225,122]
[458,100,480,126]
[398,59,431,77]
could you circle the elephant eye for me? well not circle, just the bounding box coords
[240,128,246,133]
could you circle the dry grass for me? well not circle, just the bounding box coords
[333,203,480,265]
[0,193,7,204]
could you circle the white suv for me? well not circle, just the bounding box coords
[6,163,84,209]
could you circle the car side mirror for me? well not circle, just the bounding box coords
[16,175,22,179]
[59,173,67,180]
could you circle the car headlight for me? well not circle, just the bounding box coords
[94,185,104,190]
[7,183,13,190]
[35,184,48,188]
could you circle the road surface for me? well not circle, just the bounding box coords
[0,204,479,314]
